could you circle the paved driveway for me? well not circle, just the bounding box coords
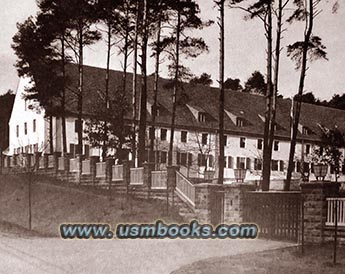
[0,235,295,274]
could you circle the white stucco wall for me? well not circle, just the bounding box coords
[8,77,47,155]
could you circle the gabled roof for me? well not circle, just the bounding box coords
[58,63,345,142]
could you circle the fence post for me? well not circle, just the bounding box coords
[44,154,49,171]
[63,155,70,180]
[53,152,61,175]
[300,182,340,244]
[90,156,99,186]
[143,162,155,198]
[26,154,32,170]
[166,166,180,210]
[34,152,41,172]
[123,160,132,195]
[106,158,115,189]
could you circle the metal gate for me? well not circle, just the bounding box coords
[210,190,224,226]
[243,191,301,242]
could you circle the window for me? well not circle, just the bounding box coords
[151,105,160,117]
[69,143,76,157]
[271,160,279,171]
[198,112,206,122]
[254,158,262,170]
[16,125,19,137]
[305,144,311,155]
[236,157,246,169]
[161,129,167,141]
[274,140,279,151]
[227,156,233,169]
[33,119,36,133]
[198,154,207,166]
[180,152,187,166]
[202,133,208,145]
[240,137,246,148]
[302,126,310,135]
[208,155,214,168]
[149,127,155,140]
[257,139,263,150]
[223,135,227,146]
[176,152,180,165]
[161,151,167,164]
[181,131,187,143]
[187,153,193,167]
[24,122,27,135]
[74,120,82,133]
[236,118,244,127]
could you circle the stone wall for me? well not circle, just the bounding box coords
[301,182,342,244]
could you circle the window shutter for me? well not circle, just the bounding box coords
[69,144,75,157]
[176,152,180,165]
[188,153,193,167]
[198,154,202,166]
[236,157,240,169]
[209,155,214,167]
[84,145,90,158]
[246,158,251,170]
[228,156,233,169]
[279,160,284,172]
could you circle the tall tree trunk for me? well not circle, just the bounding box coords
[261,3,273,191]
[131,0,140,167]
[267,0,283,180]
[77,24,84,181]
[217,0,225,185]
[49,115,54,153]
[168,9,181,166]
[150,18,162,165]
[61,37,67,156]
[103,21,112,160]
[120,19,130,161]
[138,0,148,166]
[285,0,314,190]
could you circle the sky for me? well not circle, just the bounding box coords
[0,0,344,100]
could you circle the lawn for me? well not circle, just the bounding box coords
[171,244,345,274]
[0,173,181,237]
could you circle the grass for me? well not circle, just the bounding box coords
[171,244,345,274]
[0,173,181,237]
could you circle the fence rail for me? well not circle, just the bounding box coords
[69,158,79,172]
[112,165,123,182]
[326,198,345,226]
[176,171,195,207]
[96,162,106,178]
[130,167,144,185]
[82,160,91,175]
[151,171,167,189]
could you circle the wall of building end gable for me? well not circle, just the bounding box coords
[8,78,47,155]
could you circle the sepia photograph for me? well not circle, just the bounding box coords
[0,0,345,273]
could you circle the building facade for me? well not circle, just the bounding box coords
[8,64,345,182]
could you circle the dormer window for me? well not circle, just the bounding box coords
[198,112,207,123]
[151,105,160,117]
[302,126,310,135]
[236,118,244,127]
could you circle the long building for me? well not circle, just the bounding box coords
[8,64,345,182]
